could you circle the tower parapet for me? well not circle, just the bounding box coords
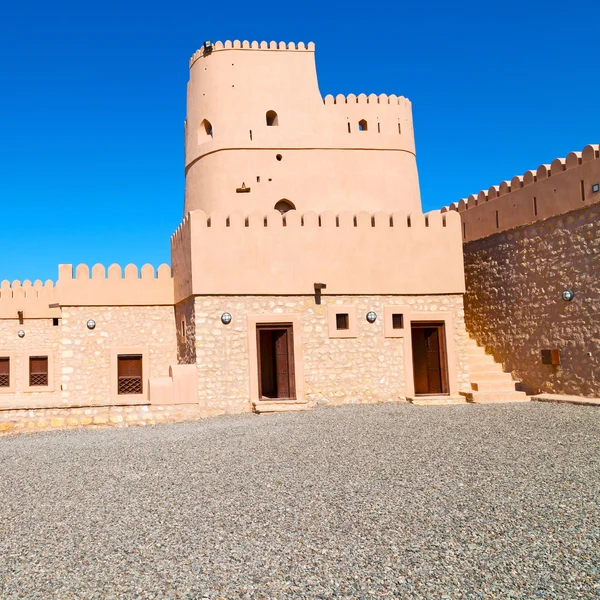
[184,41,420,217]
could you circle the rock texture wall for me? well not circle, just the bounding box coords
[463,203,600,397]
[191,294,469,414]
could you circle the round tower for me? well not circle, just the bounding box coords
[184,40,421,216]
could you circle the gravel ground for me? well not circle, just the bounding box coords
[0,402,599,599]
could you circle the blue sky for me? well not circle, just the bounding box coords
[1,0,598,282]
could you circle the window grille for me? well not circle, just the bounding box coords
[29,356,48,386]
[118,355,143,395]
[336,313,350,330]
[0,357,9,387]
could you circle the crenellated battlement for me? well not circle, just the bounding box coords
[0,279,59,319]
[190,40,315,67]
[323,93,411,107]
[441,144,600,242]
[170,209,464,300]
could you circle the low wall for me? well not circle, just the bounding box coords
[171,210,465,301]
[463,202,600,397]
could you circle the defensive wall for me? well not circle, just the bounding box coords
[171,209,465,301]
[184,41,420,216]
[443,144,600,397]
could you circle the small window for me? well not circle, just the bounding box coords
[0,357,9,387]
[336,313,349,330]
[266,110,279,126]
[392,314,404,330]
[200,119,213,140]
[358,119,368,131]
[53,318,59,327]
[274,199,295,214]
[117,354,143,395]
[29,356,48,387]
[398,123,401,134]
[347,123,351,133]
[181,319,186,341]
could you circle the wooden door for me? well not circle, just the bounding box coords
[411,323,449,395]
[257,324,296,400]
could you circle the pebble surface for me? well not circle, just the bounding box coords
[1,402,599,599]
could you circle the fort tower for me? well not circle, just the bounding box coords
[184,41,421,216]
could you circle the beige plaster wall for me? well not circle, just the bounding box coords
[171,209,465,301]
[59,306,177,406]
[463,202,600,397]
[191,294,469,414]
[443,143,600,241]
[0,319,62,408]
[184,41,421,216]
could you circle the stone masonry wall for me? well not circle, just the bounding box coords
[175,297,196,364]
[192,294,469,414]
[463,202,600,397]
[0,319,62,408]
[60,306,177,406]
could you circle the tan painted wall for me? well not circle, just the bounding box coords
[0,280,60,319]
[463,202,600,397]
[442,143,600,242]
[171,209,465,301]
[189,294,469,414]
[184,40,421,216]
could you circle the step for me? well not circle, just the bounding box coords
[252,400,311,414]
[470,371,514,382]
[407,395,467,406]
[461,391,530,404]
[468,355,498,366]
[471,379,520,392]
[469,362,506,374]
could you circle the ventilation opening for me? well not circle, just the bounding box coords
[336,313,349,330]
[392,314,404,330]
[276,154,282,161]
[266,110,279,126]
[358,119,368,132]
[274,199,295,214]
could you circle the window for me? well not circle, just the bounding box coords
[53,318,59,327]
[336,313,349,330]
[181,319,186,341]
[392,314,404,330]
[29,356,48,387]
[117,355,143,395]
[0,357,9,387]
[266,110,279,126]
[358,119,368,132]
[199,119,213,141]
[274,199,295,214]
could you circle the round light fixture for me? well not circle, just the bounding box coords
[17,330,25,338]
[562,289,575,302]
[221,312,232,325]
[366,311,377,323]
[87,319,96,330]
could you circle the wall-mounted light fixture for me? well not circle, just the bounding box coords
[87,319,96,330]
[562,289,575,302]
[204,40,214,53]
[366,311,377,323]
[17,330,25,338]
[221,312,232,325]
[592,183,599,193]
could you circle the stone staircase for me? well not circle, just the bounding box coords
[252,399,311,414]
[462,337,529,403]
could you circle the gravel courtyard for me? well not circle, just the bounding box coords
[1,403,599,599]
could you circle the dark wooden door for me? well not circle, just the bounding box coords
[411,323,449,395]
[257,324,296,400]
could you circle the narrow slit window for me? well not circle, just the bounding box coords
[0,357,9,387]
[377,122,381,133]
[495,210,499,229]
[398,123,401,134]
[533,197,538,216]
[392,314,404,330]
[29,356,48,387]
[347,122,351,133]
[581,180,585,201]
[336,313,350,330]
[181,319,186,341]
[463,222,466,239]
[117,354,143,395]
